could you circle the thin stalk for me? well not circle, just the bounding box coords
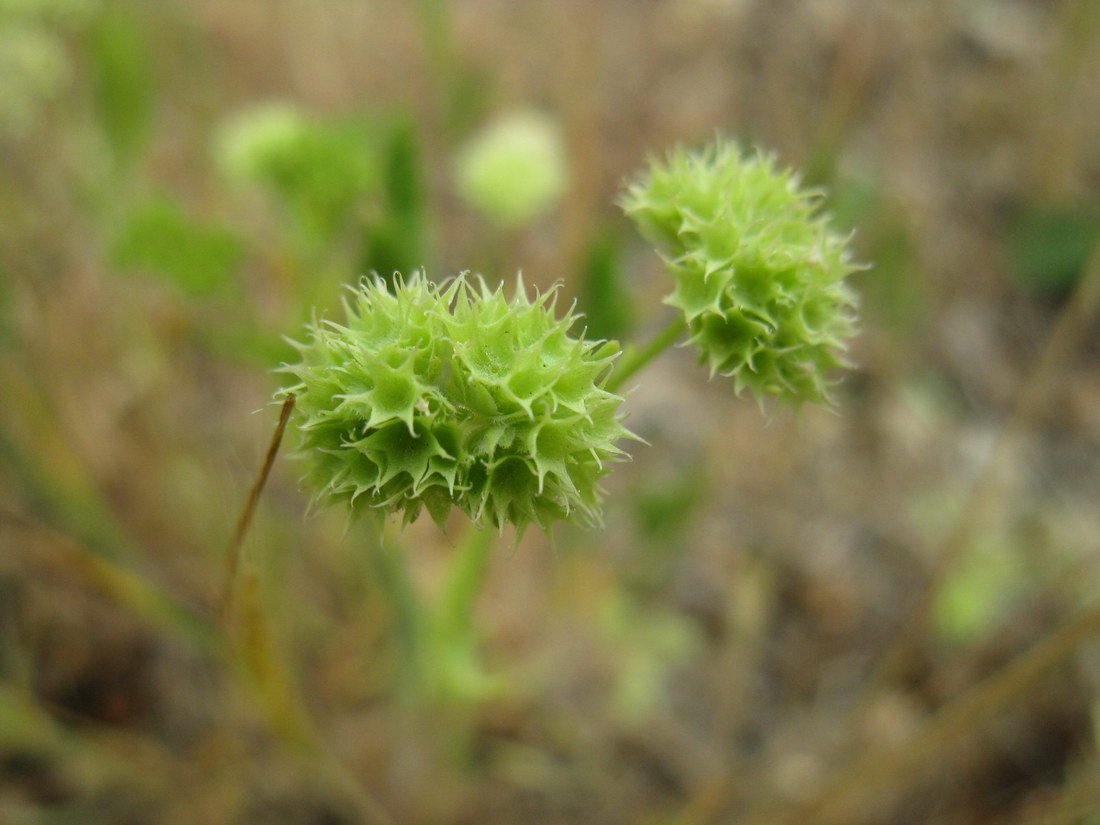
[368,515,428,693]
[219,395,394,824]
[429,525,497,768]
[435,525,495,649]
[369,518,497,703]
[606,316,687,393]
[221,393,296,622]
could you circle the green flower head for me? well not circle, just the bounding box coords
[621,138,860,408]
[279,272,632,535]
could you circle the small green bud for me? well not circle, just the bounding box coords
[214,102,307,183]
[455,110,567,228]
[621,139,860,408]
[279,272,632,535]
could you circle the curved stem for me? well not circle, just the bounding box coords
[222,393,296,623]
[606,316,687,393]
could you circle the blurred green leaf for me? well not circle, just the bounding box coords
[1009,204,1099,299]
[90,5,155,169]
[442,62,493,138]
[217,105,383,248]
[382,117,421,218]
[426,527,504,706]
[278,120,382,243]
[933,535,1026,644]
[633,469,703,546]
[361,116,430,282]
[368,531,429,696]
[112,196,245,298]
[579,229,632,342]
[831,176,925,342]
[600,591,700,723]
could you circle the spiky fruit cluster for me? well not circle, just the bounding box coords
[621,139,859,407]
[278,273,630,535]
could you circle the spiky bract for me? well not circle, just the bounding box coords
[279,273,630,535]
[621,139,859,407]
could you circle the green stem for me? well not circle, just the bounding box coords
[435,526,495,647]
[368,518,497,704]
[606,316,688,393]
[368,516,427,692]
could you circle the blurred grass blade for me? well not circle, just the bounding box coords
[579,228,632,342]
[361,116,430,282]
[90,4,155,171]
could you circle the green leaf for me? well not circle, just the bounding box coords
[112,196,245,298]
[90,5,155,169]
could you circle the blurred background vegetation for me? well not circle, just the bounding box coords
[3,0,1100,823]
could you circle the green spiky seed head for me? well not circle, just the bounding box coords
[621,138,860,408]
[278,272,631,535]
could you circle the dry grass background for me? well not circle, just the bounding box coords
[3,0,1100,823]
